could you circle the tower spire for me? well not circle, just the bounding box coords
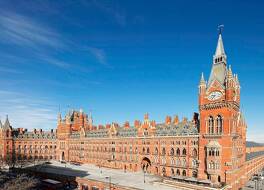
[208,26,227,87]
[215,34,225,56]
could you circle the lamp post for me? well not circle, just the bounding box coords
[105,176,111,190]
[144,170,146,183]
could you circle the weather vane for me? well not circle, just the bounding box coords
[218,24,224,34]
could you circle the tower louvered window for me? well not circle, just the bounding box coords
[208,116,214,134]
[216,115,223,134]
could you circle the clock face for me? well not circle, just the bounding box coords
[207,91,222,101]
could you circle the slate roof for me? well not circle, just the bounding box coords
[155,121,198,136]
[13,131,56,140]
[246,151,264,161]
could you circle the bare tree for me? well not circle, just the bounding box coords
[1,174,39,190]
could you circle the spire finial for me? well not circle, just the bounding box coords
[218,24,224,35]
[215,26,226,56]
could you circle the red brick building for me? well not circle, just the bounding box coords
[0,32,264,190]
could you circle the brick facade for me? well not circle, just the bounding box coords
[0,33,264,190]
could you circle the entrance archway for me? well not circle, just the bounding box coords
[141,157,151,173]
[61,151,65,161]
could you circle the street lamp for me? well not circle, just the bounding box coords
[105,176,111,190]
[144,170,146,183]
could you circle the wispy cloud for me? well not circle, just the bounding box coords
[39,54,71,69]
[88,47,107,65]
[0,12,64,49]
[0,66,23,74]
[0,90,57,130]
[91,0,127,26]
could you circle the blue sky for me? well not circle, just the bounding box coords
[0,0,263,142]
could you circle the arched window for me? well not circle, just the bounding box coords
[192,171,198,178]
[171,168,175,176]
[176,169,180,176]
[182,170,186,176]
[161,157,166,165]
[170,158,175,165]
[162,167,166,176]
[176,148,180,156]
[182,158,186,166]
[142,147,145,154]
[192,148,197,157]
[176,158,181,166]
[162,147,166,155]
[192,159,197,167]
[147,147,150,154]
[182,148,186,156]
[216,115,223,134]
[209,116,214,134]
[170,148,174,156]
[155,147,158,155]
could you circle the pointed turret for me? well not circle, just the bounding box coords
[88,111,93,130]
[200,72,206,85]
[227,65,233,78]
[3,115,11,130]
[57,112,62,124]
[199,72,206,95]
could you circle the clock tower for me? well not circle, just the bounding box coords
[198,31,247,188]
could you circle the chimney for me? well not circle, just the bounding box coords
[98,125,104,129]
[124,121,130,129]
[151,120,156,127]
[134,120,141,128]
[165,116,172,125]
[106,124,111,129]
[182,117,188,123]
[144,113,149,121]
[173,115,179,125]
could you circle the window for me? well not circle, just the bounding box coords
[182,170,186,176]
[162,167,166,176]
[216,115,223,134]
[162,147,166,155]
[182,158,186,166]
[209,116,214,134]
[176,148,180,156]
[82,185,88,190]
[171,168,175,176]
[176,169,180,175]
[192,159,197,167]
[182,148,186,156]
[170,148,174,156]
[155,147,158,155]
[147,147,150,154]
[193,171,198,178]
[176,158,181,166]
[170,158,175,165]
[192,148,197,157]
